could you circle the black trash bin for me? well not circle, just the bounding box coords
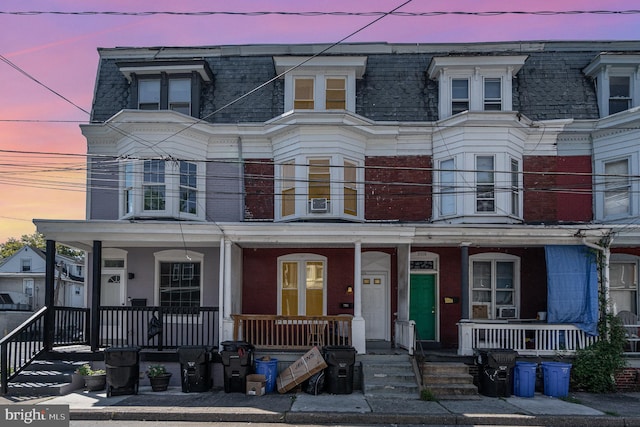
[476,349,517,397]
[104,346,140,397]
[323,345,356,394]
[220,341,254,393]
[178,346,211,392]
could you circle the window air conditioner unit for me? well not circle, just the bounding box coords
[309,198,329,213]
[497,306,518,319]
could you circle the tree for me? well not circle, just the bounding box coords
[0,232,82,260]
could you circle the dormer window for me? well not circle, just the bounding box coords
[118,60,212,118]
[584,53,640,117]
[274,56,366,113]
[427,55,527,119]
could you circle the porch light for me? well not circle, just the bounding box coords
[346,286,353,295]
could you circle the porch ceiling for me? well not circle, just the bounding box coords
[34,219,611,251]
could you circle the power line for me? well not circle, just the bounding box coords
[1,10,639,17]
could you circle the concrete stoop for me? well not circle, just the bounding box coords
[360,354,420,399]
[7,359,86,397]
[422,362,479,400]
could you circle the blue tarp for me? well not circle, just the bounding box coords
[545,245,599,336]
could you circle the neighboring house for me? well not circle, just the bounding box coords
[34,41,640,355]
[0,246,84,335]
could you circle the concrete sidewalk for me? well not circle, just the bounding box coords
[3,386,639,426]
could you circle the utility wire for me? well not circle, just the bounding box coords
[1,10,639,17]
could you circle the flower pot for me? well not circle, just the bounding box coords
[84,374,106,391]
[149,373,172,391]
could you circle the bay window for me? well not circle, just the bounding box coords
[604,158,630,218]
[476,156,495,213]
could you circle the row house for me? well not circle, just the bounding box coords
[33,41,640,357]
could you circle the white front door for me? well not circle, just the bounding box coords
[100,272,125,306]
[361,273,388,340]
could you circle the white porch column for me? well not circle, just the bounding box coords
[222,238,235,342]
[352,241,366,354]
[218,237,225,347]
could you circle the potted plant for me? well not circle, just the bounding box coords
[147,364,172,392]
[77,363,106,391]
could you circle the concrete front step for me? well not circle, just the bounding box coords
[360,353,419,399]
[421,362,478,399]
[8,360,86,396]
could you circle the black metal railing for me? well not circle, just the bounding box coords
[98,306,219,351]
[0,307,47,394]
[53,306,90,346]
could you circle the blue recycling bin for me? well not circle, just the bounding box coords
[255,357,278,393]
[541,362,572,398]
[513,361,537,397]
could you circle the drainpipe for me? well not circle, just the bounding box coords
[218,237,225,347]
[460,243,471,319]
[237,137,244,220]
[582,235,612,338]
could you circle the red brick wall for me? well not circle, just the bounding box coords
[242,248,357,315]
[615,368,640,391]
[365,155,432,221]
[524,156,592,222]
[244,159,274,220]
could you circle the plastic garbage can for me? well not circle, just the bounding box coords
[477,349,517,397]
[513,361,537,397]
[178,346,211,392]
[104,346,140,397]
[541,361,572,398]
[255,357,278,393]
[220,341,254,393]
[323,345,356,394]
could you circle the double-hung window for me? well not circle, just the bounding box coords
[604,158,631,218]
[610,259,638,314]
[609,76,632,115]
[510,158,520,216]
[427,55,527,119]
[476,156,495,213]
[155,250,203,308]
[484,78,502,110]
[143,160,166,211]
[274,56,366,113]
[279,255,326,316]
[451,79,469,114]
[294,78,315,109]
[138,80,161,110]
[179,161,197,215]
[21,258,31,272]
[470,254,519,319]
[439,158,456,216]
[124,162,134,215]
[169,79,191,114]
[343,160,358,216]
[308,159,331,213]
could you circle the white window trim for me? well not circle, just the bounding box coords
[275,155,364,222]
[277,253,327,316]
[595,155,637,221]
[469,253,520,320]
[154,249,204,307]
[432,152,523,223]
[120,159,205,221]
[274,56,366,113]
[609,253,639,315]
[584,54,640,117]
[427,55,527,119]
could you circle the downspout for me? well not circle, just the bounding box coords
[238,137,244,220]
[218,237,225,348]
[582,235,613,337]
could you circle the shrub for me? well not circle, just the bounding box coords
[572,311,626,393]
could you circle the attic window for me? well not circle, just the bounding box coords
[584,53,640,117]
[427,55,527,119]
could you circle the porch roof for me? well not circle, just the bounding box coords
[34,219,611,251]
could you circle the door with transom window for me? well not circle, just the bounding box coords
[361,274,388,340]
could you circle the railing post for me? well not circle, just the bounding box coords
[157,308,164,352]
[90,240,102,352]
[1,342,7,395]
[44,240,56,352]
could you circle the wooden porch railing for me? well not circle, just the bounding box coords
[232,314,352,350]
[458,320,599,356]
[99,306,219,350]
[394,320,416,356]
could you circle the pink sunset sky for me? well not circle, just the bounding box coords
[1,0,639,243]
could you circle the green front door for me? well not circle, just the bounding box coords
[409,274,436,341]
